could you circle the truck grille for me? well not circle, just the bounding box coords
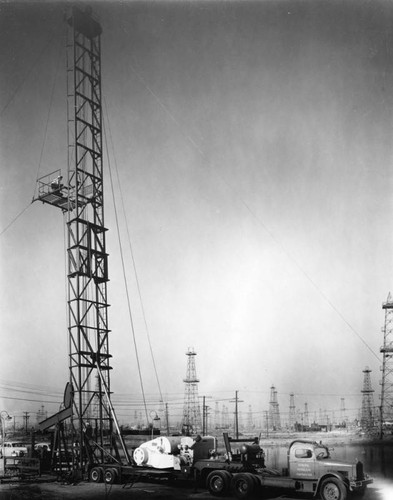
[356,461,364,481]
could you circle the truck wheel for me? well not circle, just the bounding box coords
[89,466,103,483]
[104,467,117,484]
[206,470,231,496]
[231,472,255,499]
[320,478,347,500]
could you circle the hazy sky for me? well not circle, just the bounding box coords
[1,0,393,428]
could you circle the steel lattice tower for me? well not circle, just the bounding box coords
[380,293,393,435]
[269,385,281,431]
[361,366,375,432]
[340,398,347,426]
[34,7,118,468]
[304,402,309,428]
[246,405,253,432]
[289,393,296,430]
[182,348,201,435]
[214,402,220,430]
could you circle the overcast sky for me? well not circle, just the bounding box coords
[1,0,393,428]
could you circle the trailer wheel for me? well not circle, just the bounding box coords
[104,467,118,484]
[231,472,255,499]
[89,466,103,483]
[206,470,231,496]
[320,478,347,500]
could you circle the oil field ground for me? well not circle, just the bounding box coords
[0,480,388,500]
[0,479,216,499]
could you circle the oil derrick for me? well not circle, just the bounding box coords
[221,405,229,428]
[247,405,253,432]
[340,398,347,426]
[380,293,393,436]
[361,366,375,432]
[269,385,281,431]
[214,402,220,430]
[289,393,296,430]
[34,7,121,469]
[304,403,309,428]
[181,348,201,435]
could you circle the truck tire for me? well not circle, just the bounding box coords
[104,467,118,484]
[89,466,103,483]
[206,470,231,496]
[320,478,347,500]
[231,472,255,499]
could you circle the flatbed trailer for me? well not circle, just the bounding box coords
[87,434,373,500]
[88,457,249,486]
[87,433,260,488]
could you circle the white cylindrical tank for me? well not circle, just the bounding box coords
[133,436,195,469]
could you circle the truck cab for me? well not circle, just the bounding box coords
[288,440,372,500]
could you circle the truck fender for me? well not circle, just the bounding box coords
[315,473,349,498]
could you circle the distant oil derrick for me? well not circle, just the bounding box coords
[181,348,202,435]
[304,402,310,428]
[221,405,229,428]
[214,402,220,430]
[289,393,296,430]
[361,366,376,432]
[340,398,347,426]
[246,405,254,432]
[269,385,281,431]
[381,293,393,436]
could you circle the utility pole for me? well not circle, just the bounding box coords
[201,395,212,435]
[202,396,206,435]
[165,403,170,435]
[230,391,243,439]
[23,412,30,434]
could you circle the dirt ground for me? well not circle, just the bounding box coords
[0,482,386,500]
[0,477,386,500]
[0,479,213,500]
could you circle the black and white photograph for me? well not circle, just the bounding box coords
[1,1,393,498]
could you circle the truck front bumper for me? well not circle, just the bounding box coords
[349,478,373,491]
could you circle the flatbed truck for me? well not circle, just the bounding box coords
[87,433,372,500]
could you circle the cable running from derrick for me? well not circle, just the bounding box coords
[103,98,164,405]
[0,202,32,237]
[128,61,381,364]
[34,35,63,195]
[103,114,150,426]
[0,32,57,118]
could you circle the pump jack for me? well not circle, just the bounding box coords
[34,6,130,477]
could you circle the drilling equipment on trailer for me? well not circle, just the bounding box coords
[83,431,372,500]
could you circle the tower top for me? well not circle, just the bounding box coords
[67,6,102,39]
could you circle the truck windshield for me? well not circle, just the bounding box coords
[314,445,329,459]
